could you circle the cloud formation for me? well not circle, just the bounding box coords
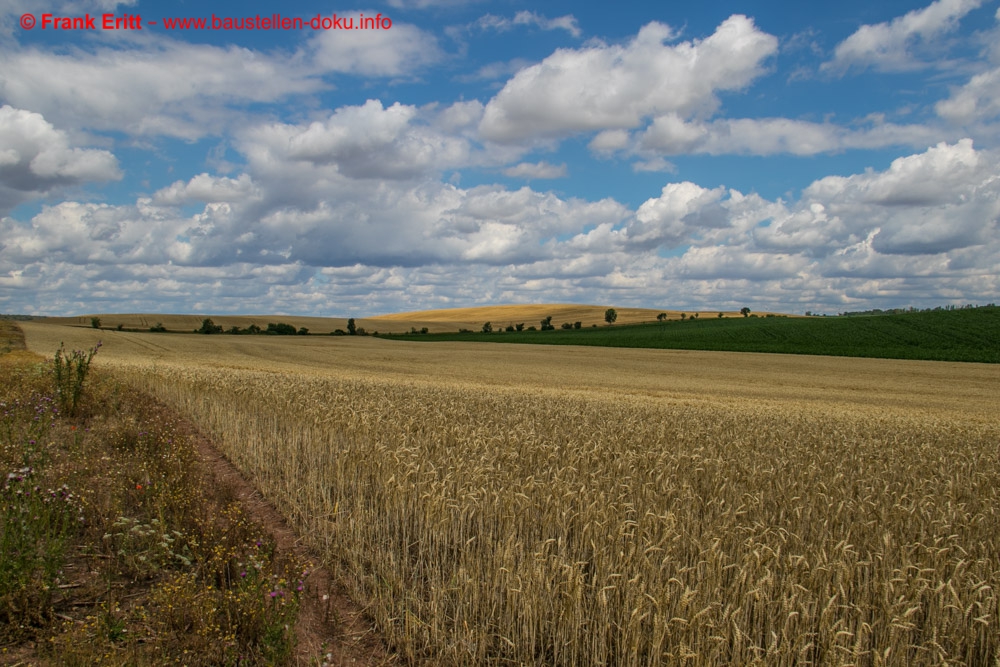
[824,0,983,74]
[479,16,778,142]
[0,106,120,214]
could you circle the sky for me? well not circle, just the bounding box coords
[1,0,998,317]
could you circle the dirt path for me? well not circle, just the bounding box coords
[183,415,397,666]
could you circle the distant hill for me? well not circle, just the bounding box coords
[37,305,763,335]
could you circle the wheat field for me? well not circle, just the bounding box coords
[21,322,1000,665]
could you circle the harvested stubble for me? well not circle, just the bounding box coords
[109,361,1000,666]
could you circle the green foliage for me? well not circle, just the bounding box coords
[149,322,167,332]
[482,321,493,333]
[197,318,222,334]
[90,317,101,329]
[394,306,1000,363]
[540,316,554,331]
[53,341,99,417]
[265,322,297,335]
[741,307,751,317]
[604,308,617,324]
[657,313,667,322]
[561,322,573,330]
[347,318,357,335]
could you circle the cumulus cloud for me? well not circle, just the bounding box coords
[0,106,121,214]
[479,16,778,142]
[823,0,984,74]
[0,42,322,139]
[237,100,477,181]
[502,161,567,179]
[309,12,443,76]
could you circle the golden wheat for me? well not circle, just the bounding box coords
[20,323,1000,665]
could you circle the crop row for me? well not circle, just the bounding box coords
[115,362,1000,665]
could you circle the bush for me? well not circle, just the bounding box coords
[90,317,101,329]
[149,323,167,332]
[561,322,573,330]
[265,323,296,336]
[604,308,617,324]
[574,322,582,329]
[197,319,222,334]
[482,322,493,334]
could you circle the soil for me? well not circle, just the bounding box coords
[186,417,397,666]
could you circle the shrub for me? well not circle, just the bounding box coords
[90,317,101,329]
[574,322,582,329]
[265,323,296,336]
[482,322,493,334]
[150,322,167,332]
[197,319,222,334]
[561,322,573,330]
[604,308,617,324]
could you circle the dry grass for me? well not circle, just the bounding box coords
[19,321,1000,665]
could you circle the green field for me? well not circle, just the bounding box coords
[385,306,1000,363]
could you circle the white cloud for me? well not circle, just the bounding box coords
[479,16,778,142]
[0,42,322,139]
[637,114,946,156]
[936,67,1000,124]
[475,11,581,38]
[823,0,984,74]
[0,106,120,214]
[153,174,261,207]
[502,161,567,179]
[238,100,477,181]
[309,12,443,76]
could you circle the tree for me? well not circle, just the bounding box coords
[740,307,751,318]
[718,312,724,318]
[515,323,524,332]
[90,317,101,329]
[604,308,617,324]
[656,313,667,322]
[197,318,222,334]
[540,316,554,331]
[680,313,686,321]
[347,318,357,335]
[482,321,493,333]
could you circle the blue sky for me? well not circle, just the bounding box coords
[1,0,998,316]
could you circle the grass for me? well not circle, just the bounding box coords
[387,306,1000,363]
[0,328,307,665]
